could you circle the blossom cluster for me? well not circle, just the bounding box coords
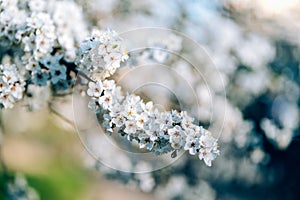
[87,79,220,166]
[0,64,25,108]
[50,0,88,61]
[0,0,89,106]
[0,0,220,171]
[77,1,300,199]
[0,0,55,58]
[0,0,87,59]
[73,27,220,166]
[76,29,128,79]
[1,0,299,199]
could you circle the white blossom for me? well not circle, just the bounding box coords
[85,76,220,166]
[168,125,186,150]
[87,81,103,97]
[124,120,138,135]
[0,64,25,108]
[198,130,220,167]
[76,29,128,78]
[98,90,114,110]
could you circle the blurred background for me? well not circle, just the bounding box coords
[1,0,300,199]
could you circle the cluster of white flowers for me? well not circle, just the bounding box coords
[0,0,90,106]
[0,0,221,168]
[0,0,56,58]
[22,12,56,60]
[76,29,128,79]
[3,0,300,199]
[20,16,71,92]
[51,0,88,61]
[0,64,25,108]
[87,78,220,166]
[74,28,220,166]
[0,0,87,58]
[75,1,300,199]
[0,0,27,45]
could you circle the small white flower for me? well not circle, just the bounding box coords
[98,43,109,55]
[148,108,160,120]
[145,121,160,141]
[35,35,53,54]
[26,13,44,29]
[109,103,123,117]
[124,104,137,120]
[98,91,114,110]
[168,125,186,150]
[0,92,14,108]
[2,70,18,84]
[104,52,122,68]
[199,149,220,167]
[160,112,173,129]
[184,133,200,155]
[142,101,153,113]
[0,10,12,25]
[124,120,137,134]
[112,115,125,128]
[199,131,217,148]
[125,95,142,111]
[136,113,149,129]
[102,79,115,91]
[198,130,220,167]
[9,83,23,99]
[22,34,36,52]
[87,81,103,97]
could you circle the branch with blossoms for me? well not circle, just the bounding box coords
[0,0,220,167]
[87,79,220,166]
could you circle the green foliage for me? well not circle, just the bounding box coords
[26,162,89,200]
